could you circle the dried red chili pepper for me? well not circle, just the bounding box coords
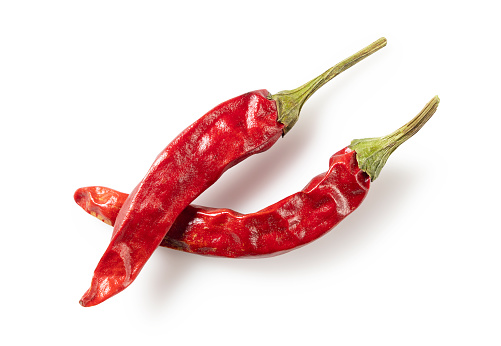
[79,38,387,307]
[75,96,439,258]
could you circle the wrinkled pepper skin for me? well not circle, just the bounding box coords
[80,90,284,306]
[75,147,370,258]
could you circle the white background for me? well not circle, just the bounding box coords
[1,1,500,345]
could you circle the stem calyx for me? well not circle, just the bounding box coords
[350,96,440,181]
[272,37,387,135]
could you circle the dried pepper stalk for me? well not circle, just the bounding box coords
[76,96,439,258]
[79,38,387,307]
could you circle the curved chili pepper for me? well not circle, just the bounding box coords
[79,38,387,307]
[76,96,439,259]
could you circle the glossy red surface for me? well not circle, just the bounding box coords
[75,147,370,258]
[80,90,284,306]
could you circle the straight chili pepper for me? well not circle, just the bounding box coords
[79,38,387,307]
[75,96,439,258]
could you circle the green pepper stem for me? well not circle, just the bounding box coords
[271,37,387,135]
[350,96,440,181]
